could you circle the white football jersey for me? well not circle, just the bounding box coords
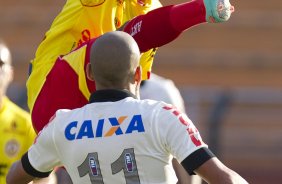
[27,90,208,184]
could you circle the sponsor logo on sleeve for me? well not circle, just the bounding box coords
[163,105,203,146]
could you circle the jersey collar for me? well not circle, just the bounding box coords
[89,89,137,103]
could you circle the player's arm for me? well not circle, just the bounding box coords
[6,159,35,184]
[159,105,248,183]
[179,147,248,183]
[6,114,60,184]
[192,157,248,184]
[7,152,53,184]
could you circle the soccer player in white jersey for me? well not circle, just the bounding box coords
[7,31,248,184]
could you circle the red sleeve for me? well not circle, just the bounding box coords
[123,1,205,52]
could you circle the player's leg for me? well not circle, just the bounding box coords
[122,0,234,53]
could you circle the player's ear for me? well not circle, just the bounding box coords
[134,66,142,84]
[86,63,94,81]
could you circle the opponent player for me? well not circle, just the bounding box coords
[7,31,247,184]
[27,0,162,121]
[0,41,36,184]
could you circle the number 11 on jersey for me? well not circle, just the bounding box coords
[78,148,140,184]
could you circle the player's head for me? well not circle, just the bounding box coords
[86,31,141,96]
[0,39,13,97]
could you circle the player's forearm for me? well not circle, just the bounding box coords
[6,161,35,184]
[221,167,249,184]
[194,157,248,184]
[202,168,248,184]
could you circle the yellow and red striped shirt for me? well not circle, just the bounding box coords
[27,0,162,115]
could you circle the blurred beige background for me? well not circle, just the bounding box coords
[1,0,282,183]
